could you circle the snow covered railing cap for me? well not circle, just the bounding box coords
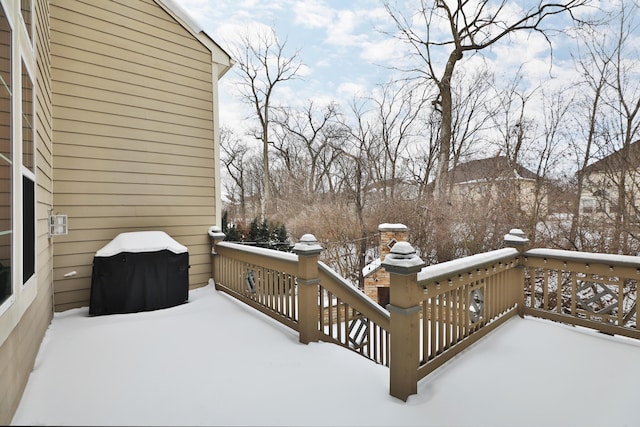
[503,228,530,251]
[208,225,225,239]
[381,241,425,275]
[293,234,323,256]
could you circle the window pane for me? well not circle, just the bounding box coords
[22,176,34,284]
[21,0,31,40]
[22,62,33,172]
[0,4,10,305]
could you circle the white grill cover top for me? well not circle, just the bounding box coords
[95,231,188,257]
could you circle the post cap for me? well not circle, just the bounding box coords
[208,225,226,240]
[293,233,323,255]
[381,241,426,275]
[503,228,530,249]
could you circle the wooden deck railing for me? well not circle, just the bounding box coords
[211,241,299,331]
[210,231,390,366]
[209,227,640,402]
[317,262,390,365]
[415,248,521,380]
[521,248,639,340]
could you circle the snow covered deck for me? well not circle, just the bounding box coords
[12,283,640,426]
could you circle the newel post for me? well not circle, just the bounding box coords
[293,234,322,345]
[208,226,226,285]
[503,228,530,318]
[382,241,425,401]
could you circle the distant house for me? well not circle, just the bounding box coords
[448,155,548,217]
[0,0,231,422]
[578,141,640,219]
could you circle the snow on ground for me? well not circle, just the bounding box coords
[12,283,640,426]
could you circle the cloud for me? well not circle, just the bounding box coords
[337,81,368,99]
[292,1,334,29]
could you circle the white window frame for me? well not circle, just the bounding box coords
[0,0,37,347]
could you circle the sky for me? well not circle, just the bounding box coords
[12,282,640,426]
[178,0,408,133]
[165,0,640,184]
[175,0,594,139]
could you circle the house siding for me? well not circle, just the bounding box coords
[50,0,219,311]
[0,0,54,423]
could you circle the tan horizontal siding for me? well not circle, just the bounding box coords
[55,131,214,156]
[54,194,215,207]
[114,0,199,42]
[54,223,215,243]
[54,288,91,307]
[52,1,210,71]
[51,69,212,110]
[53,123,214,151]
[54,84,213,123]
[53,233,212,258]
[51,0,218,311]
[55,170,215,188]
[55,182,214,198]
[49,205,216,218]
[54,157,214,178]
[53,105,213,140]
[54,144,215,169]
[51,31,211,87]
[53,92,214,131]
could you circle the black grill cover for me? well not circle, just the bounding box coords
[89,232,189,316]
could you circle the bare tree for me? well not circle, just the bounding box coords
[271,101,344,197]
[527,89,574,244]
[370,80,428,200]
[385,0,591,199]
[220,127,251,222]
[231,27,302,220]
[607,1,640,253]
[568,24,614,249]
[489,68,540,166]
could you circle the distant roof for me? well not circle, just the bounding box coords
[582,140,640,174]
[450,156,538,184]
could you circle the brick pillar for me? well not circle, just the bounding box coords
[293,234,322,344]
[378,223,408,262]
[382,241,425,401]
[364,223,408,305]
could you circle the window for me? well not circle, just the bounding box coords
[22,62,32,171]
[582,199,594,214]
[22,61,34,284]
[21,0,31,41]
[0,5,10,306]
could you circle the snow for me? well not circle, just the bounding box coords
[417,247,519,284]
[362,257,382,277]
[526,248,640,268]
[12,283,640,427]
[378,223,408,231]
[95,231,187,257]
